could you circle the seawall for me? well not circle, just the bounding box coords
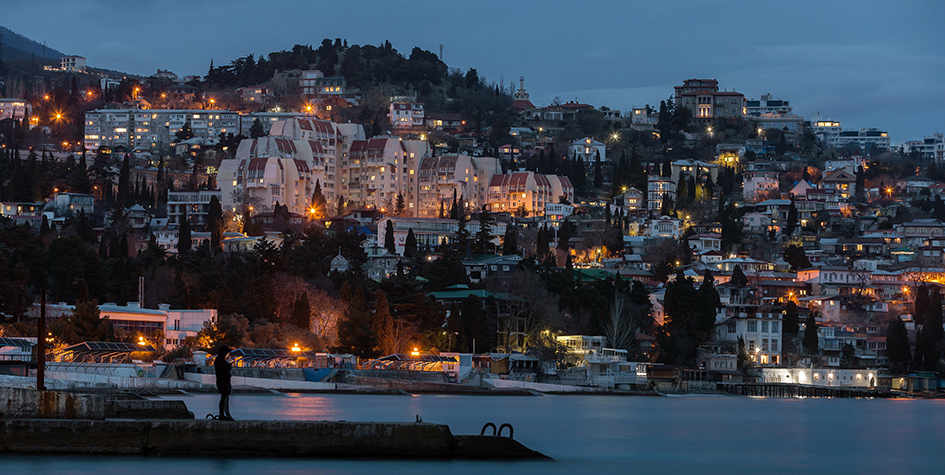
[0,419,549,459]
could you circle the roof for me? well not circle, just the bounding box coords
[0,337,34,349]
[60,341,156,353]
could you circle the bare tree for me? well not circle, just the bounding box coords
[485,270,564,351]
[603,292,639,351]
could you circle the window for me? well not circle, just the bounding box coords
[771,322,779,333]
[762,321,768,333]
[747,321,757,332]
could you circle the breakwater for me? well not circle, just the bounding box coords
[0,419,548,459]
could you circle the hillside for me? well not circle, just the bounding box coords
[0,25,66,61]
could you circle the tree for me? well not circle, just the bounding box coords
[290,292,312,330]
[593,151,602,189]
[913,285,930,327]
[310,180,327,218]
[784,301,799,335]
[208,195,224,252]
[250,118,265,138]
[50,283,116,344]
[333,283,379,358]
[886,316,911,373]
[177,211,192,255]
[784,245,811,272]
[737,336,752,373]
[394,192,406,217]
[474,205,494,254]
[676,174,688,210]
[731,265,748,288]
[336,195,346,217]
[373,290,395,356]
[802,313,818,354]
[503,225,518,256]
[404,228,418,258]
[118,154,130,207]
[384,220,396,254]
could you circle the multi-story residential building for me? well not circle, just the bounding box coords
[715,302,783,366]
[167,190,222,227]
[416,154,500,218]
[0,99,31,121]
[83,109,239,151]
[745,94,792,116]
[834,128,890,151]
[569,137,607,162]
[218,136,324,215]
[821,168,857,199]
[50,193,94,217]
[61,55,86,72]
[809,114,842,145]
[902,133,943,161]
[647,216,681,239]
[299,70,324,95]
[629,105,658,131]
[615,187,644,212]
[647,175,676,211]
[674,78,745,121]
[487,172,573,217]
[346,137,408,209]
[743,169,780,202]
[389,99,424,130]
[670,159,718,185]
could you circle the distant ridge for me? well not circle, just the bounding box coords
[0,25,66,61]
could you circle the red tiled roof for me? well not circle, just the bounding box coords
[248,157,267,171]
[293,159,310,174]
[308,140,324,155]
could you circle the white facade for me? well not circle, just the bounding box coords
[416,154,500,218]
[647,176,676,211]
[569,137,607,162]
[61,55,87,72]
[0,99,31,121]
[84,109,239,151]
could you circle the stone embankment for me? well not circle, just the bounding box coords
[0,418,549,459]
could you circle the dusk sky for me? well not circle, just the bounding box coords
[5,0,943,143]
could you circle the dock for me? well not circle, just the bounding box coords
[717,382,896,398]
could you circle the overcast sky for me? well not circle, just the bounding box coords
[5,0,943,143]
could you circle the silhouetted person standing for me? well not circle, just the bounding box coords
[214,345,234,420]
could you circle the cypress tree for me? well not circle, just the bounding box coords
[404,228,418,258]
[178,210,192,255]
[803,313,819,354]
[290,292,311,330]
[593,151,602,189]
[384,220,396,254]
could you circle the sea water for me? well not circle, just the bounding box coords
[2,393,944,474]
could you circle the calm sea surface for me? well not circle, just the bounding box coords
[2,392,944,474]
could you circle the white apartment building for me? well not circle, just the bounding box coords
[715,303,783,366]
[61,55,87,72]
[218,136,324,215]
[743,170,780,203]
[647,175,676,211]
[167,190,222,227]
[83,109,239,151]
[745,94,792,116]
[809,114,842,146]
[487,172,574,217]
[834,128,890,150]
[0,98,31,121]
[389,100,424,130]
[416,154,500,218]
[345,137,409,209]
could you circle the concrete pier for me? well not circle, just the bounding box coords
[0,419,549,459]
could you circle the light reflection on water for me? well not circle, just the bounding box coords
[2,393,944,474]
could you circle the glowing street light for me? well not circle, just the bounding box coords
[291,343,301,352]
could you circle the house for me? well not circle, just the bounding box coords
[647,175,676,211]
[569,137,606,163]
[614,188,644,212]
[821,169,857,199]
[743,170,780,202]
[34,301,216,349]
[365,246,403,281]
[647,216,681,239]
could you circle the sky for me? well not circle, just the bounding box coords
[4,0,943,143]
